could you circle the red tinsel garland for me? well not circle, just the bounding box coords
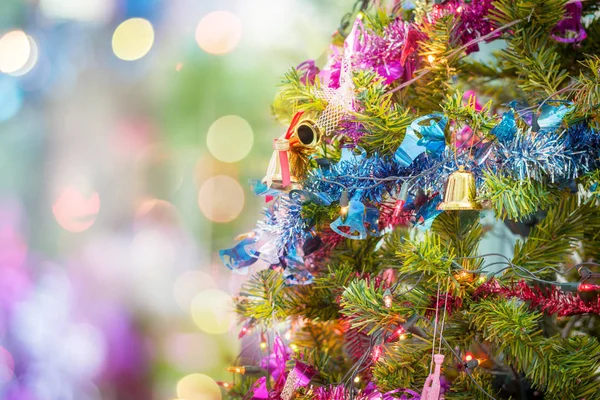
[475,279,600,317]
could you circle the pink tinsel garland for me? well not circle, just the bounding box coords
[475,279,600,316]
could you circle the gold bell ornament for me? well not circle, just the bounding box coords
[263,113,322,191]
[437,165,482,211]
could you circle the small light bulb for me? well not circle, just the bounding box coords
[284,329,292,341]
[260,332,268,350]
[383,289,393,308]
[399,333,407,341]
[427,55,435,64]
[354,376,361,383]
[290,343,298,351]
[226,366,246,374]
[465,353,473,362]
[372,345,382,362]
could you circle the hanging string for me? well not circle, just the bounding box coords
[429,279,441,375]
[438,279,451,354]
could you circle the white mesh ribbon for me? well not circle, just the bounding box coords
[315,17,363,136]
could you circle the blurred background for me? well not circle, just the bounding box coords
[0,0,350,399]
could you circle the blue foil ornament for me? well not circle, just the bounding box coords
[415,114,447,155]
[394,114,446,167]
[330,196,367,240]
[537,101,572,132]
[490,111,517,143]
[219,235,260,273]
[394,131,424,167]
[250,179,282,197]
[415,194,443,230]
[338,144,367,166]
[284,270,314,286]
[364,206,382,237]
[289,190,333,206]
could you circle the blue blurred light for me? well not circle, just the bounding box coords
[0,76,23,122]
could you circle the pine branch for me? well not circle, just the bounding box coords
[570,55,600,124]
[441,90,497,139]
[512,195,600,275]
[372,339,430,392]
[445,369,497,400]
[396,232,455,280]
[406,15,460,113]
[480,172,563,221]
[469,299,600,399]
[340,279,427,334]
[353,70,413,156]
[432,210,483,260]
[238,269,289,322]
[489,0,571,101]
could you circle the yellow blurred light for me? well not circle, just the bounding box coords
[52,187,100,233]
[173,270,217,311]
[0,30,32,74]
[354,376,360,383]
[112,18,154,61]
[190,289,235,335]
[195,11,242,55]
[290,343,298,351]
[427,55,435,64]
[198,175,244,223]
[177,373,221,400]
[206,115,253,163]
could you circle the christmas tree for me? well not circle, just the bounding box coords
[219,1,600,398]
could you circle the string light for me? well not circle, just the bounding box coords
[392,184,409,225]
[259,332,268,350]
[578,282,600,292]
[238,325,251,339]
[226,366,246,374]
[217,381,233,389]
[372,345,382,362]
[226,366,263,375]
[387,326,411,342]
[383,289,393,308]
[339,190,349,218]
[353,376,361,383]
[427,54,435,64]
[465,352,473,362]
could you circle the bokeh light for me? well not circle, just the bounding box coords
[195,11,242,55]
[0,346,15,383]
[177,373,221,400]
[131,229,176,270]
[206,115,254,163]
[173,270,216,311]
[40,0,115,22]
[11,35,38,76]
[0,76,23,122]
[197,176,244,223]
[190,289,234,335]
[0,30,32,74]
[52,187,100,233]
[164,333,219,371]
[112,18,155,61]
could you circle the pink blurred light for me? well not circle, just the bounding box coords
[52,187,100,232]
